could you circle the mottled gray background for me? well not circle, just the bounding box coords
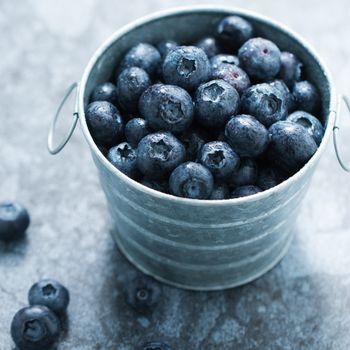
[1,0,350,349]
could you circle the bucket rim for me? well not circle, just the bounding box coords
[78,5,337,207]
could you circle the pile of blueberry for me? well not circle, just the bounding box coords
[11,279,69,350]
[86,15,323,200]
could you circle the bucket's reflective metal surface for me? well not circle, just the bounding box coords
[77,7,336,290]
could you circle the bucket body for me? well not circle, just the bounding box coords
[78,7,336,290]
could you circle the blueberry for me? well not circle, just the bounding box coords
[211,63,250,95]
[198,141,240,181]
[137,132,185,179]
[210,54,240,70]
[178,127,209,161]
[238,38,281,81]
[11,305,60,350]
[157,40,178,58]
[108,142,139,178]
[292,80,320,114]
[194,79,240,128]
[169,162,214,199]
[140,177,168,193]
[240,83,288,126]
[269,80,295,112]
[286,111,324,145]
[0,202,30,241]
[140,341,172,350]
[120,43,161,77]
[256,166,279,190]
[210,183,230,200]
[230,158,258,187]
[195,37,219,58]
[85,101,124,146]
[215,16,253,52]
[163,46,211,90]
[116,67,151,114]
[125,118,150,146]
[90,82,118,106]
[139,84,193,133]
[124,275,162,313]
[268,121,317,173]
[278,52,302,88]
[231,185,262,198]
[225,114,269,157]
[28,279,70,316]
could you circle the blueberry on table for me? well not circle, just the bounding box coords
[231,185,262,198]
[120,43,161,77]
[210,54,240,70]
[210,183,230,200]
[292,80,320,114]
[157,40,178,58]
[28,279,70,316]
[0,201,30,241]
[194,79,240,128]
[286,111,324,145]
[11,305,60,350]
[211,63,250,95]
[240,83,288,127]
[225,114,269,157]
[256,166,279,190]
[169,162,214,199]
[90,82,118,106]
[178,127,209,161]
[140,341,172,350]
[238,37,281,81]
[278,51,302,88]
[268,121,317,173]
[124,275,162,314]
[139,84,193,133]
[230,158,258,187]
[108,142,139,179]
[215,16,253,52]
[137,132,185,179]
[195,37,219,58]
[125,118,150,147]
[163,46,211,90]
[85,101,124,146]
[198,141,240,181]
[116,67,151,114]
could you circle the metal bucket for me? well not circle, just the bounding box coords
[48,6,348,291]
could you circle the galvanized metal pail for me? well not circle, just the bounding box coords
[48,6,347,290]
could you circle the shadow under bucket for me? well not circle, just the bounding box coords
[71,7,336,290]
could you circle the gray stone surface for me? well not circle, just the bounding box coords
[1,0,350,349]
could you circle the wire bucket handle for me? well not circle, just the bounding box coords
[333,95,350,172]
[47,82,79,155]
